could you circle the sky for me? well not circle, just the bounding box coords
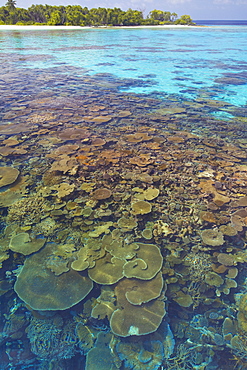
[1,0,247,20]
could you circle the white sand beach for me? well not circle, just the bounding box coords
[0,24,201,30]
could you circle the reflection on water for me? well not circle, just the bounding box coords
[0,29,247,370]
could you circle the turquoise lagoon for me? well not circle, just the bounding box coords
[1,26,247,105]
[0,25,247,369]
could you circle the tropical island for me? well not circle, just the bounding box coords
[0,0,195,26]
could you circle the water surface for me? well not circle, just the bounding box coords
[0,26,247,370]
[1,26,247,105]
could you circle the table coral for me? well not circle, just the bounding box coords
[14,243,93,310]
[143,188,160,201]
[9,232,46,256]
[52,182,75,198]
[142,228,153,239]
[86,332,118,370]
[88,253,125,284]
[110,277,166,337]
[117,216,138,230]
[93,188,112,200]
[49,154,78,175]
[172,290,194,308]
[132,200,152,215]
[71,240,105,271]
[237,293,247,333]
[120,272,164,306]
[88,221,113,237]
[204,271,224,287]
[201,228,225,247]
[123,243,163,280]
[217,253,235,266]
[0,167,20,188]
[91,286,116,320]
[105,238,139,260]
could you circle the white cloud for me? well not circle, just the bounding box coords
[213,0,247,4]
[213,0,231,3]
[167,0,192,3]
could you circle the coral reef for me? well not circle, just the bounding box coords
[1,59,247,369]
[85,332,118,370]
[0,167,20,188]
[6,195,50,226]
[14,243,93,310]
[27,316,77,360]
[110,283,166,336]
[9,232,46,255]
[116,339,163,370]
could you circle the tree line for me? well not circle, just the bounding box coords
[1,0,195,26]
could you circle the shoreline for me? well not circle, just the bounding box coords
[0,24,202,30]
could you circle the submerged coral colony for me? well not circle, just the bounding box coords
[1,65,247,370]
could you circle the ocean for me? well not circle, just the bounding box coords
[194,19,247,26]
[1,24,247,107]
[0,24,247,369]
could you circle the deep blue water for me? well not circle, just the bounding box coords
[195,19,247,26]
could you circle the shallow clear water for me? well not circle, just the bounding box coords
[1,26,247,370]
[1,26,247,105]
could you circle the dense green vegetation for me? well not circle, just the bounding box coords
[0,1,195,26]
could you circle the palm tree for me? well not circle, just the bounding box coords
[5,0,16,10]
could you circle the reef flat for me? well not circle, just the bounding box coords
[0,63,247,369]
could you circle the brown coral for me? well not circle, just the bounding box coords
[90,138,106,146]
[0,167,19,188]
[93,188,112,200]
[58,127,90,140]
[123,243,163,280]
[7,196,49,225]
[201,229,225,247]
